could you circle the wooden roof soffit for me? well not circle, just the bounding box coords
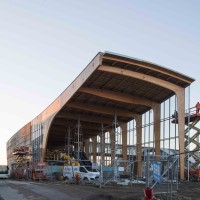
[102,55,193,84]
[52,120,100,130]
[98,65,183,93]
[79,87,158,109]
[67,102,139,118]
[56,112,125,125]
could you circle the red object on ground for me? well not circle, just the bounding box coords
[144,187,153,200]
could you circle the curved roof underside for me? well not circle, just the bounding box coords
[47,52,195,146]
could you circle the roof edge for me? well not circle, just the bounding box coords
[103,51,195,83]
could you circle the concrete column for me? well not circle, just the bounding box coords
[92,136,97,163]
[154,104,161,161]
[121,123,127,172]
[177,89,185,180]
[136,115,142,177]
[84,139,90,158]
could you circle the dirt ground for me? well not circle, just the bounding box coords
[39,180,200,200]
[2,179,200,200]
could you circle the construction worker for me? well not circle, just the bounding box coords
[195,102,200,114]
[172,110,178,118]
[75,172,81,184]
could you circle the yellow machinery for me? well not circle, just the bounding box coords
[60,153,80,166]
[45,150,80,166]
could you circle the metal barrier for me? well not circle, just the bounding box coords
[98,155,179,199]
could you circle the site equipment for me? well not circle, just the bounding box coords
[185,168,200,181]
[60,153,80,166]
[63,165,99,181]
[32,162,48,181]
[172,107,200,172]
[12,146,30,179]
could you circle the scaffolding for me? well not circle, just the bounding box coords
[64,126,72,156]
[74,118,83,161]
[12,146,30,179]
[87,90,200,186]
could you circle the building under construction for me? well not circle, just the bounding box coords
[7,52,200,182]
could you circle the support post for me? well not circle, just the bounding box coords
[177,89,185,180]
[121,123,127,173]
[92,136,97,163]
[110,130,115,166]
[77,117,81,161]
[113,114,118,180]
[136,115,142,177]
[84,139,90,158]
[101,124,105,162]
[154,104,161,161]
[67,127,71,155]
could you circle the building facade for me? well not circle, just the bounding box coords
[7,52,195,180]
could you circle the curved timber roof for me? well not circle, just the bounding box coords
[46,51,194,146]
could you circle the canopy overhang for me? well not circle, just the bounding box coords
[47,52,195,145]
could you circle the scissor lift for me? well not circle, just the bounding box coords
[13,146,29,178]
[172,107,200,169]
[184,108,200,169]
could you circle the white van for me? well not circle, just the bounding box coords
[91,168,100,177]
[0,165,9,179]
[63,166,99,181]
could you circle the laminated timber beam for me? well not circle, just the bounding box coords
[53,118,100,128]
[48,130,99,141]
[50,125,100,132]
[49,129,99,136]
[52,118,100,130]
[81,129,99,134]
[57,112,126,124]
[52,120,101,131]
[79,87,158,109]
[51,126,67,132]
[77,130,100,139]
[98,65,183,93]
[67,102,139,118]
[83,134,98,139]
[102,56,192,84]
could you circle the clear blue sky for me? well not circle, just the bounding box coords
[0,0,200,164]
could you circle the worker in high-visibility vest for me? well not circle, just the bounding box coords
[75,172,81,184]
[195,102,200,114]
